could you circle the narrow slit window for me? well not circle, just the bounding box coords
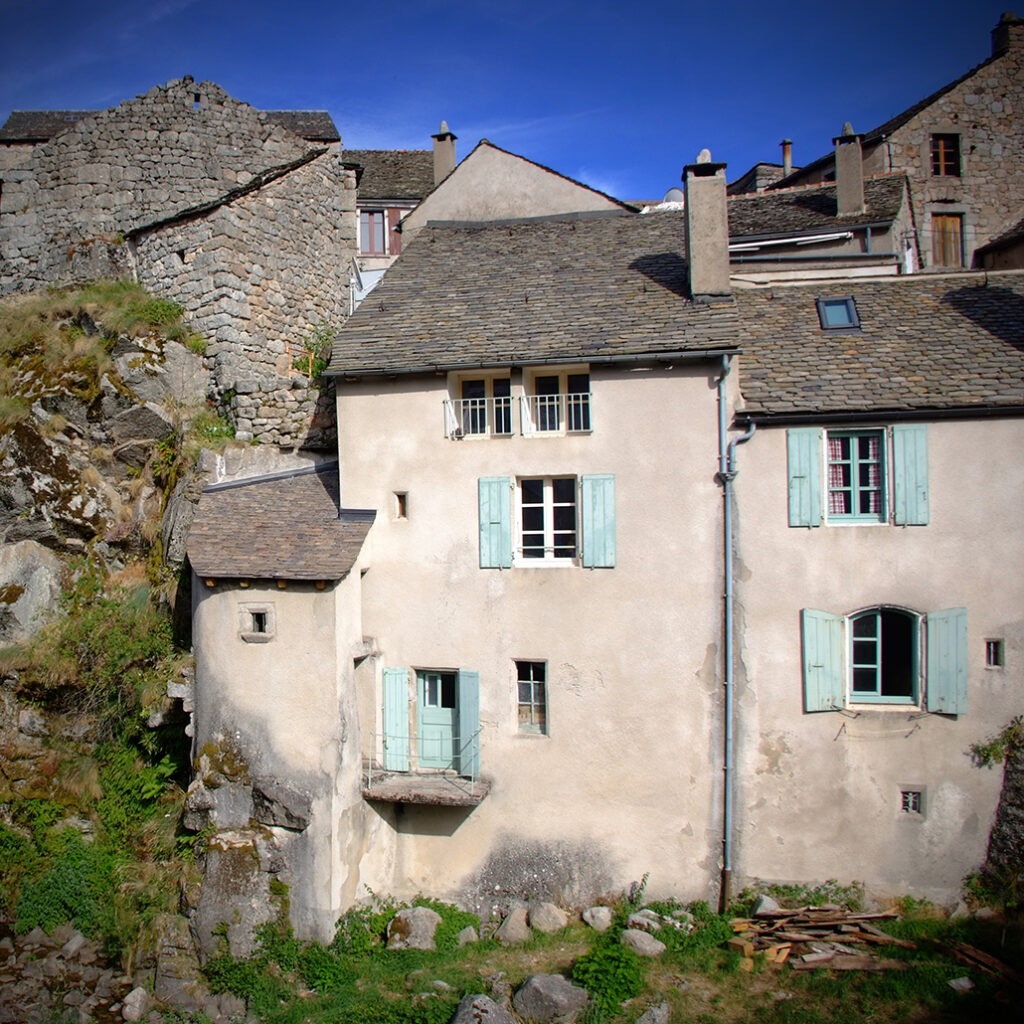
[251,611,267,634]
[193,93,201,109]
[394,492,408,519]
[985,639,1005,668]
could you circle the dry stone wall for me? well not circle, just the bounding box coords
[0,77,356,448]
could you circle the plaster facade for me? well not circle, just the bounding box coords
[732,417,1024,900]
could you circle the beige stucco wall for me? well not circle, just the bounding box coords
[400,144,626,242]
[732,417,1024,902]
[192,573,369,938]
[336,361,729,910]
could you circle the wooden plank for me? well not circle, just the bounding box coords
[727,937,755,958]
[937,940,1024,985]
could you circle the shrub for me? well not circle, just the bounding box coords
[573,944,645,1012]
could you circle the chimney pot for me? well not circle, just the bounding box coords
[992,10,1024,54]
[431,121,457,185]
[781,139,793,177]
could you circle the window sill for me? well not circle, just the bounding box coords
[512,559,578,569]
[847,701,919,712]
[240,632,273,644]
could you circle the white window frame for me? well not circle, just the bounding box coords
[445,372,513,438]
[521,365,591,437]
[515,660,548,735]
[514,476,578,566]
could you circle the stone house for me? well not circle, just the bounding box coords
[766,12,1024,270]
[0,78,356,448]
[185,145,1024,942]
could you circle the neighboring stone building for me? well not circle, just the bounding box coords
[0,78,356,449]
[186,144,1024,941]
[769,12,1024,269]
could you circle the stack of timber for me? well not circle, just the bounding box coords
[727,905,914,972]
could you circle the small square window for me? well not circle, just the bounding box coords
[251,611,268,633]
[985,639,1005,668]
[516,661,547,733]
[240,603,275,643]
[816,297,860,331]
[900,789,924,815]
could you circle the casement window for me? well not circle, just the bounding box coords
[445,376,513,437]
[478,475,615,568]
[516,661,547,734]
[360,210,386,255]
[381,666,480,776]
[787,425,928,527]
[930,134,961,177]
[522,370,591,435]
[931,213,964,267]
[802,606,967,713]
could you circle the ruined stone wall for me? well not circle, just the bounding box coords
[0,77,356,448]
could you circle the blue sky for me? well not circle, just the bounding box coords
[0,1,1008,200]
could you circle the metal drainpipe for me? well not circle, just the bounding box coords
[716,353,756,911]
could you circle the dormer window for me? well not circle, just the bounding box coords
[816,296,859,331]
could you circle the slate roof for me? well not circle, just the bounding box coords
[736,271,1024,418]
[263,111,340,142]
[326,212,740,376]
[343,149,434,201]
[728,176,907,238]
[0,108,339,144]
[0,110,97,141]
[976,214,1024,256]
[187,463,373,580]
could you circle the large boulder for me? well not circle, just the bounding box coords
[494,901,531,946]
[528,901,568,934]
[386,906,442,951]
[512,974,589,1022]
[0,540,62,643]
[621,929,666,958]
[450,994,518,1024]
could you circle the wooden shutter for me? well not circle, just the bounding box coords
[926,608,968,715]
[382,667,409,771]
[457,670,480,778]
[478,477,512,568]
[581,474,616,568]
[387,209,402,255]
[892,424,929,525]
[801,609,844,712]
[787,428,822,527]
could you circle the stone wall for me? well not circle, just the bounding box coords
[0,77,356,448]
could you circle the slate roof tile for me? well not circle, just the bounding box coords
[187,463,372,580]
[344,149,434,200]
[262,110,340,142]
[0,110,98,141]
[736,272,1024,416]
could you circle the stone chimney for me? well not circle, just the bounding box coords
[683,149,731,301]
[432,121,457,185]
[834,123,865,217]
[781,139,793,177]
[992,10,1024,55]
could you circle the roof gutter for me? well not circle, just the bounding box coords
[329,347,741,380]
[738,404,1024,427]
[729,251,898,264]
[729,230,855,251]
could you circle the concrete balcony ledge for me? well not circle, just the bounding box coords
[362,770,490,807]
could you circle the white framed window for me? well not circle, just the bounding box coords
[517,476,578,563]
[444,374,512,438]
[516,660,547,734]
[239,602,275,643]
[522,367,591,435]
[802,605,967,714]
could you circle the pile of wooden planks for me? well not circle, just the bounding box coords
[727,905,915,972]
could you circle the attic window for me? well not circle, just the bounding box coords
[816,296,860,331]
[240,602,275,643]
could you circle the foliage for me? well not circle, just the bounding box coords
[970,715,1024,768]
[96,745,178,847]
[412,896,481,953]
[730,879,864,915]
[330,892,401,955]
[573,943,645,1012]
[300,323,336,380]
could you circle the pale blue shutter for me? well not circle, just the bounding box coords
[926,608,967,714]
[801,608,844,711]
[892,424,929,525]
[382,667,409,771]
[457,670,480,778]
[787,428,822,527]
[478,477,512,568]
[581,474,616,568]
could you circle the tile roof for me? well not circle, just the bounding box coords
[343,149,434,200]
[187,462,373,580]
[262,110,340,142]
[0,110,98,141]
[0,108,339,144]
[326,212,740,375]
[736,271,1024,418]
[727,176,907,238]
[976,213,1024,256]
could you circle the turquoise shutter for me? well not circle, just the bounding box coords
[581,474,616,567]
[457,670,480,778]
[787,428,822,527]
[892,424,929,525]
[478,477,512,568]
[382,667,409,771]
[801,608,844,712]
[926,608,967,714]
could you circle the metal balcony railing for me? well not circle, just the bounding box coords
[365,729,484,801]
[520,392,591,435]
[443,398,513,438]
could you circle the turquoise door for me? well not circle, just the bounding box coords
[417,671,457,769]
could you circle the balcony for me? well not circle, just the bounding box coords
[443,393,592,438]
[362,730,490,807]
